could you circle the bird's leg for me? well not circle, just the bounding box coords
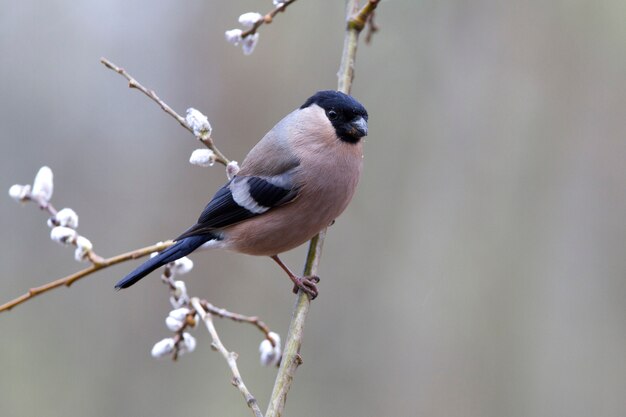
[270,255,320,299]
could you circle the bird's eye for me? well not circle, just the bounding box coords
[327,110,338,120]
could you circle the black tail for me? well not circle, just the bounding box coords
[115,236,208,289]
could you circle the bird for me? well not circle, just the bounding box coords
[115,90,368,299]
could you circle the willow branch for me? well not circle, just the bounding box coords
[338,0,380,94]
[203,300,275,343]
[364,11,379,44]
[240,0,299,38]
[191,298,263,417]
[266,231,325,417]
[349,0,381,32]
[4,58,235,313]
[20,193,58,217]
[0,241,174,312]
[265,1,380,416]
[100,57,230,165]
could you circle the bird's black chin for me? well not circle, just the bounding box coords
[337,117,368,143]
[337,131,364,144]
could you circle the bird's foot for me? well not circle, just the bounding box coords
[292,275,320,300]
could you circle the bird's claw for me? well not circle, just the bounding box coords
[292,275,320,299]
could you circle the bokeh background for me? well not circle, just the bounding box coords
[1,1,625,416]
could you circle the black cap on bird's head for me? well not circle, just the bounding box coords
[301,90,369,144]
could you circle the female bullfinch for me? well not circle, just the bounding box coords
[116,90,369,299]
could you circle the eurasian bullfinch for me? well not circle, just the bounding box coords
[116,90,368,299]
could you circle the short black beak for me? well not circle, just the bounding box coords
[350,116,368,137]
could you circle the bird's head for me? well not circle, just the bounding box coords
[300,90,368,144]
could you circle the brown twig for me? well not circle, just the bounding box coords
[364,11,379,44]
[338,0,381,93]
[348,0,381,32]
[26,192,106,265]
[160,274,273,341]
[202,300,275,345]
[159,271,276,366]
[191,297,263,417]
[100,57,230,165]
[240,0,299,39]
[23,193,58,216]
[0,241,174,312]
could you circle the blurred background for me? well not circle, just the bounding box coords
[1,1,625,416]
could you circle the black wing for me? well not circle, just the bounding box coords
[175,174,298,240]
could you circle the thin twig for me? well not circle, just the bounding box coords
[191,298,263,417]
[364,11,379,44]
[0,241,174,312]
[4,56,237,312]
[266,0,381,415]
[19,190,106,265]
[100,57,230,165]
[338,0,381,93]
[240,0,299,39]
[21,193,58,216]
[348,0,381,32]
[202,300,275,345]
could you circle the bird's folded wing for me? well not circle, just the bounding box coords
[175,170,299,240]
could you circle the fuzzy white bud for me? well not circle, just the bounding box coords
[151,338,175,358]
[238,12,263,28]
[165,316,184,332]
[73,236,93,261]
[170,280,189,308]
[226,160,240,180]
[49,207,79,229]
[169,295,189,309]
[179,332,197,355]
[172,257,194,275]
[31,166,54,202]
[169,296,186,309]
[174,280,187,298]
[273,0,287,6]
[225,28,243,45]
[74,247,88,262]
[259,332,281,367]
[242,33,260,55]
[9,184,31,202]
[189,149,215,167]
[169,307,191,322]
[50,226,77,245]
[75,235,92,251]
[185,108,212,138]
